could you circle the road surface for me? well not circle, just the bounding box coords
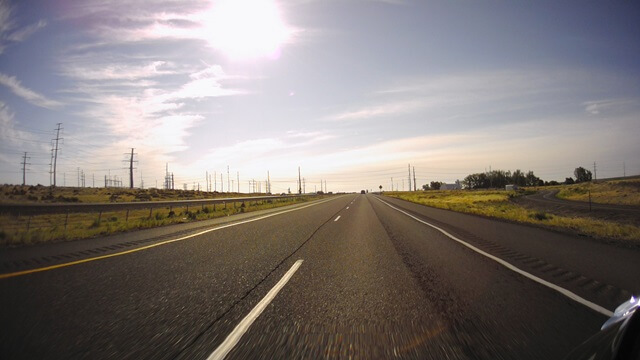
[1,194,638,359]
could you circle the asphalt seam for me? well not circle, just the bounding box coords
[375,196,615,317]
[170,195,354,360]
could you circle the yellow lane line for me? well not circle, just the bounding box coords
[0,197,340,280]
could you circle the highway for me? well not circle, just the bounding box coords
[1,194,638,359]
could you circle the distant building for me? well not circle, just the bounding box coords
[441,180,462,190]
[505,184,519,191]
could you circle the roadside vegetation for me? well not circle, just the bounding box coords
[0,195,321,247]
[386,190,640,243]
[0,184,263,204]
[551,178,640,206]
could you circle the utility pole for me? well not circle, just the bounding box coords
[303,178,306,194]
[408,164,412,192]
[220,173,223,192]
[21,152,30,185]
[227,165,230,193]
[237,171,240,193]
[171,173,174,190]
[391,177,393,192]
[593,162,597,181]
[77,167,80,187]
[49,141,54,186]
[413,166,416,191]
[298,167,302,194]
[51,123,62,187]
[267,171,270,194]
[623,161,626,177]
[125,148,137,189]
[214,171,217,191]
[206,171,209,192]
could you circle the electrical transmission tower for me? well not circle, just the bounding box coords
[21,152,30,185]
[298,167,302,194]
[124,148,138,188]
[51,123,63,187]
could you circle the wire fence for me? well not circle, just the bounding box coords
[0,196,319,247]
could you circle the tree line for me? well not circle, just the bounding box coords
[420,166,594,190]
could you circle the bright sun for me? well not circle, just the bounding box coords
[204,0,292,60]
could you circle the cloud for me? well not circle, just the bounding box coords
[0,1,47,54]
[7,19,47,42]
[326,100,428,121]
[60,0,299,59]
[0,100,38,145]
[583,99,636,115]
[0,72,62,109]
[61,60,179,81]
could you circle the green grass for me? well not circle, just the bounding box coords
[0,196,322,247]
[552,178,640,206]
[386,190,640,242]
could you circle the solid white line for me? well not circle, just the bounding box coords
[334,215,341,222]
[375,197,614,317]
[207,259,304,360]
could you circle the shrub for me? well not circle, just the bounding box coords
[154,212,164,220]
[168,210,176,218]
[529,211,552,221]
[89,218,101,228]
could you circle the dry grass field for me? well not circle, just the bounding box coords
[387,186,640,244]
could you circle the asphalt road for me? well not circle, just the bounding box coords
[1,194,638,359]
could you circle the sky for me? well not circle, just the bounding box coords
[0,0,639,193]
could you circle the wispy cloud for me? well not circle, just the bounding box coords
[0,72,62,109]
[6,19,47,42]
[60,60,179,81]
[326,100,427,121]
[0,100,39,147]
[0,1,47,54]
[583,99,636,115]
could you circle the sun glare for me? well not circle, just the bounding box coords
[204,0,292,60]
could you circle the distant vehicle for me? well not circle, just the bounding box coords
[360,190,366,194]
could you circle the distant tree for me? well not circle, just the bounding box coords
[574,167,592,183]
[421,184,430,191]
[512,169,526,186]
[379,185,382,192]
[430,181,442,190]
[565,177,575,185]
[525,171,541,187]
[545,180,560,186]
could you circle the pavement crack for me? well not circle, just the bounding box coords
[171,200,348,360]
